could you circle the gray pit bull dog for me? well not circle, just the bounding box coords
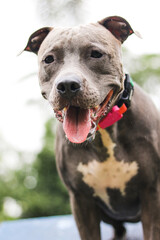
[24,16,160,240]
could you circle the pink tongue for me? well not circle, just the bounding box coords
[63,106,91,143]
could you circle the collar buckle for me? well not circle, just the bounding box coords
[117,74,134,108]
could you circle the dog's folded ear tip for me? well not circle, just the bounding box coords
[17,48,28,56]
[17,46,35,56]
[17,49,24,56]
[134,30,143,39]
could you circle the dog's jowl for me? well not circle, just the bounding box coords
[24,16,160,240]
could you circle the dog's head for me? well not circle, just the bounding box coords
[24,16,135,144]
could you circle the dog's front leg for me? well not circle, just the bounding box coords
[141,184,160,240]
[70,193,101,240]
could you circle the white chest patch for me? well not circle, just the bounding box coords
[77,128,138,209]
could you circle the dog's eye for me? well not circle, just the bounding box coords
[91,50,103,58]
[44,55,54,64]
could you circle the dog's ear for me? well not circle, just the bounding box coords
[98,16,135,43]
[24,27,53,54]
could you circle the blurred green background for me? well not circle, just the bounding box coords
[0,0,160,221]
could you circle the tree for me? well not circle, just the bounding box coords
[123,49,160,90]
[0,119,70,220]
[21,119,71,218]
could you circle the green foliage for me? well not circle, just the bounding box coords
[20,119,71,218]
[0,119,70,220]
[123,49,160,89]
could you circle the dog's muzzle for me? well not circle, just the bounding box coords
[54,84,114,144]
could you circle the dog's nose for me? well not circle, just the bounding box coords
[56,76,81,99]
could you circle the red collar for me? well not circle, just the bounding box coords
[97,103,127,130]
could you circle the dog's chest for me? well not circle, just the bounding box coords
[77,128,138,210]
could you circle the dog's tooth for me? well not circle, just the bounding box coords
[92,105,100,117]
[90,109,95,118]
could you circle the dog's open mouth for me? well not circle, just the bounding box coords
[54,89,113,143]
